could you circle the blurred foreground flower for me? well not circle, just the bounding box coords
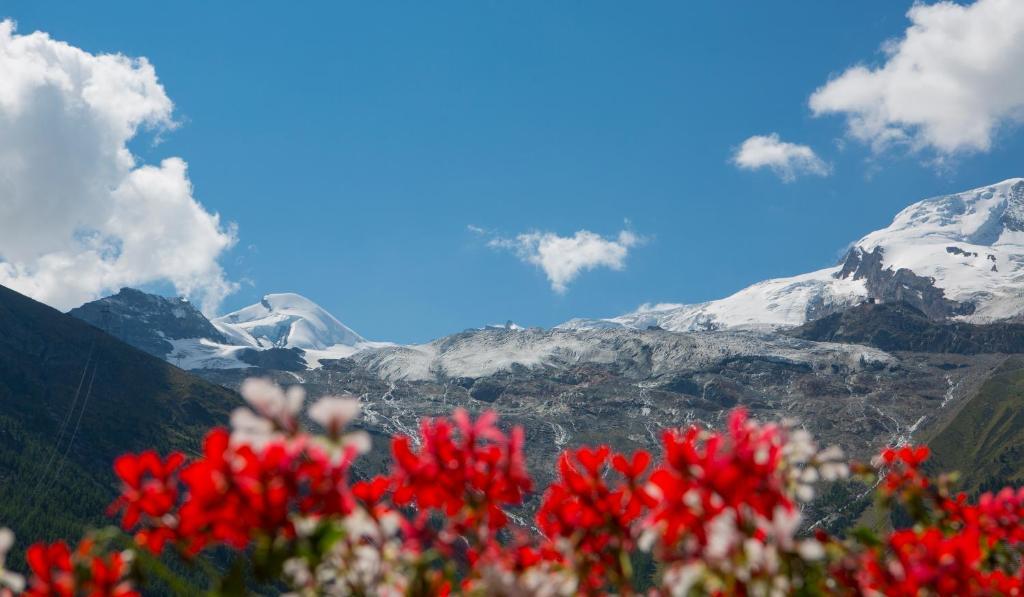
[5,379,1024,595]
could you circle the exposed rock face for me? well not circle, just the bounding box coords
[834,247,975,320]
[236,347,308,371]
[68,288,226,359]
[946,246,979,258]
[790,301,1024,354]
[1000,180,1024,232]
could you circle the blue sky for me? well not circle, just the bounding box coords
[5,1,1024,343]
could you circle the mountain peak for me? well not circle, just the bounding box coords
[564,178,1024,333]
[259,292,324,312]
[859,178,1024,251]
[215,292,365,350]
[68,287,227,358]
[848,178,1024,321]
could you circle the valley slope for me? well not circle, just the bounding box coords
[0,284,240,566]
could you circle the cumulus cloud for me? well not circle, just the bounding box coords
[809,0,1024,156]
[486,228,641,293]
[731,134,830,181]
[0,20,236,312]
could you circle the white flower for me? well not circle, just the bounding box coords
[0,528,25,593]
[816,445,850,482]
[663,562,705,597]
[638,523,663,552]
[784,433,849,503]
[817,445,844,461]
[286,385,306,412]
[770,503,798,552]
[743,538,765,570]
[0,528,13,562]
[240,378,304,428]
[782,429,817,464]
[292,516,320,538]
[230,406,278,449]
[705,511,739,562]
[309,396,361,436]
[308,511,413,596]
[797,539,826,561]
[341,431,372,455]
[283,556,313,590]
[377,512,402,538]
[342,510,381,542]
[820,461,849,482]
[478,561,578,597]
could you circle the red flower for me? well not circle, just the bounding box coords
[30,401,1024,595]
[536,446,652,592]
[390,409,532,540]
[108,450,184,553]
[24,540,139,597]
[25,542,74,597]
[177,428,257,552]
[87,551,139,597]
[173,427,361,555]
[294,440,359,518]
[647,409,794,552]
[879,445,931,496]
[842,527,1003,596]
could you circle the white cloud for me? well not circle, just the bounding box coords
[487,228,640,293]
[809,0,1024,156]
[0,20,236,313]
[731,134,830,181]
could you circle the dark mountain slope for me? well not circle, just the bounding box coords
[0,284,239,563]
[789,301,1024,354]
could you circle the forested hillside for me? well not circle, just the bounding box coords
[0,284,240,568]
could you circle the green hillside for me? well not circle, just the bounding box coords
[0,284,240,568]
[927,356,1024,495]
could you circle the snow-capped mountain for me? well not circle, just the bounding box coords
[563,178,1024,332]
[214,293,365,350]
[68,288,229,359]
[71,291,386,370]
[212,293,388,367]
